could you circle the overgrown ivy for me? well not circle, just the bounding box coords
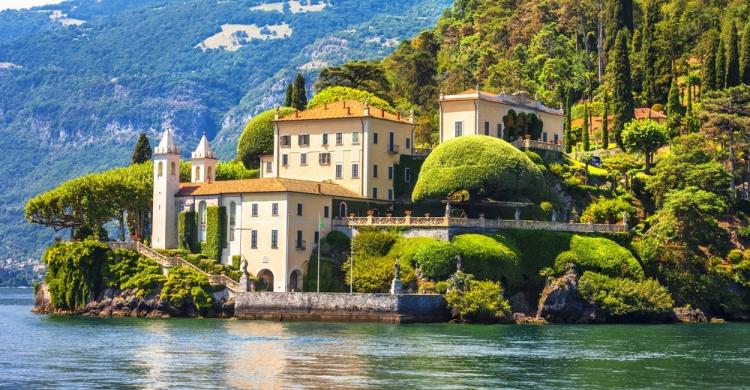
[178,211,198,253]
[201,206,226,261]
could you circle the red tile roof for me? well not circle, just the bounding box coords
[177,177,364,198]
[275,100,413,124]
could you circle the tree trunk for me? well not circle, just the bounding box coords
[730,127,737,196]
[597,5,604,83]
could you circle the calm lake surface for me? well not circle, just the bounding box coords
[2,288,750,389]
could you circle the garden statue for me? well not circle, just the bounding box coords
[394,258,401,280]
[390,257,403,295]
[456,254,463,273]
[515,207,521,222]
[445,202,452,218]
[239,257,251,292]
[551,209,558,222]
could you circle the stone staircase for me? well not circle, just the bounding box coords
[108,241,240,292]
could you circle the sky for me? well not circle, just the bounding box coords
[0,0,66,11]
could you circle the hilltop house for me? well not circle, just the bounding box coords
[152,100,415,292]
[572,107,667,134]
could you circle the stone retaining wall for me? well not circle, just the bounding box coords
[234,292,449,323]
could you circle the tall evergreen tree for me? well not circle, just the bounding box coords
[291,73,308,110]
[611,29,635,148]
[641,0,660,104]
[131,132,151,165]
[703,35,718,92]
[604,0,631,52]
[726,22,741,87]
[602,92,610,148]
[716,37,727,88]
[284,83,294,107]
[740,21,750,85]
[666,76,682,136]
[582,103,590,151]
[564,91,572,154]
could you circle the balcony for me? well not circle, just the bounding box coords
[295,240,307,250]
[388,144,400,154]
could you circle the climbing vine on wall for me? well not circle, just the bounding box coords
[43,239,109,309]
[178,211,198,253]
[202,206,226,261]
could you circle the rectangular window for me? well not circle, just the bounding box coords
[251,203,258,217]
[282,154,288,166]
[272,203,279,216]
[405,167,412,183]
[314,231,320,244]
[322,133,329,145]
[373,132,379,144]
[296,230,304,249]
[297,203,303,216]
[543,132,548,142]
[372,187,378,199]
[484,121,490,135]
[388,189,393,201]
[454,121,463,137]
[335,164,343,179]
[497,124,502,138]
[373,164,378,178]
[271,230,278,249]
[280,135,291,147]
[324,206,329,218]
[388,166,393,180]
[406,137,411,149]
[336,132,343,145]
[265,161,272,173]
[352,163,359,178]
[352,132,360,144]
[251,230,258,248]
[298,134,309,146]
[300,153,307,165]
[554,134,559,144]
[319,153,331,165]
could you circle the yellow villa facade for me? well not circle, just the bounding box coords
[152,100,415,292]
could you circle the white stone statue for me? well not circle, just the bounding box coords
[551,209,558,222]
[390,257,403,295]
[515,207,521,222]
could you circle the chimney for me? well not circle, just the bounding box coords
[274,106,280,120]
[324,103,328,110]
[295,110,299,118]
[363,102,370,116]
[347,106,351,116]
[397,111,401,120]
[381,109,385,118]
[317,183,321,193]
[343,101,347,108]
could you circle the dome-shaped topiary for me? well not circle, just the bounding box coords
[412,135,546,202]
[236,107,295,169]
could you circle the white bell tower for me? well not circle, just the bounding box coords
[151,128,180,249]
[191,134,217,183]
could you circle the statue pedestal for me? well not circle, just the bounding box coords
[239,274,250,292]
[390,278,403,295]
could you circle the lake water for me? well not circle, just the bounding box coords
[2,288,750,389]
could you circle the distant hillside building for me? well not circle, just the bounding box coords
[572,107,666,133]
[152,100,415,292]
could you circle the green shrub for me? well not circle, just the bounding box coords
[236,107,295,169]
[231,255,241,270]
[305,254,347,292]
[523,150,544,165]
[105,249,165,297]
[435,281,448,294]
[413,240,459,280]
[119,260,166,297]
[451,234,521,286]
[581,196,637,225]
[352,230,397,259]
[445,280,511,322]
[307,86,395,113]
[412,135,546,202]
[178,211,198,253]
[43,239,109,309]
[160,266,213,310]
[496,230,573,297]
[554,235,643,279]
[577,272,674,319]
[201,206,226,261]
[215,161,258,180]
[344,255,416,293]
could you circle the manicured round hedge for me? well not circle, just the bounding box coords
[307,86,394,113]
[237,107,295,169]
[413,240,460,280]
[451,234,521,285]
[554,235,643,279]
[412,136,546,202]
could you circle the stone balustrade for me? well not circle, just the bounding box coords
[511,138,564,153]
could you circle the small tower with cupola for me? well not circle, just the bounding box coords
[151,128,180,249]
[191,134,217,183]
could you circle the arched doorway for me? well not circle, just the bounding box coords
[257,269,274,292]
[339,202,348,218]
[288,269,302,292]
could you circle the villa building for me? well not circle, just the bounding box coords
[152,100,415,292]
[438,89,564,147]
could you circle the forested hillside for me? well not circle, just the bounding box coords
[0,0,450,264]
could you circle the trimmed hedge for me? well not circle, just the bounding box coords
[451,234,521,287]
[236,107,295,169]
[577,271,674,319]
[412,135,546,202]
[344,255,416,293]
[554,235,643,279]
[412,240,459,280]
[201,206,226,261]
[178,211,198,253]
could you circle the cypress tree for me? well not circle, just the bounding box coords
[284,83,294,107]
[564,92,572,154]
[602,92,609,148]
[605,0,627,52]
[131,132,151,165]
[726,22,741,87]
[641,0,660,104]
[716,37,727,88]
[291,73,308,110]
[611,29,635,148]
[666,76,682,137]
[703,36,718,92]
[740,21,750,85]
[582,103,590,151]
[686,73,693,114]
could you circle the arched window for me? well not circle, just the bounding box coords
[198,201,207,242]
[207,166,213,182]
[195,166,202,181]
[157,161,164,177]
[229,201,236,242]
[170,161,176,176]
[339,202,348,218]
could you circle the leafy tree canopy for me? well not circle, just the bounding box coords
[236,107,295,169]
[307,86,395,113]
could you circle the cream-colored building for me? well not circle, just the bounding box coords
[438,89,564,147]
[151,100,415,292]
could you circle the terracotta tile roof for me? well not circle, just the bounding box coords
[572,108,667,130]
[275,100,413,124]
[442,88,563,116]
[176,177,364,198]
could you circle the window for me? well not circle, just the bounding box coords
[296,230,304,249]
[388,189,393,201]
[497,123,502,138]
[351,163,359,178]
[229,202,236,242]
[251,230,257,248]
[198,201,207,243]
[170,162,176,176]
[251,203,258,217]
[271,230,278,248]
[388,166,393,180]
[157,161,163,177]
[322,133,329,145]
[335,132,343,145]
[314,231,320,244]
[206,166,212,182]
[405,167,412,183]
[297,203,303,216]
[319,153,331,165]
[300,153,307,165]
[265,161,272,173]
[352,132,360,144]
[280,135,291,147]
[543,132,548,142]
[554,134,560,144]
[405,137,411,149]
[282,154,288,166]
[373,132,379,144]
[195,166,201,181]
[339,202,347,218]
[484,121,490,135]
[372,187,378,199]
[324,206,329,218]
[335,164,343,179]
[373,164,378,178]
[454,121,463,137]
[298,134,309,146]
[272,203,279,216]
